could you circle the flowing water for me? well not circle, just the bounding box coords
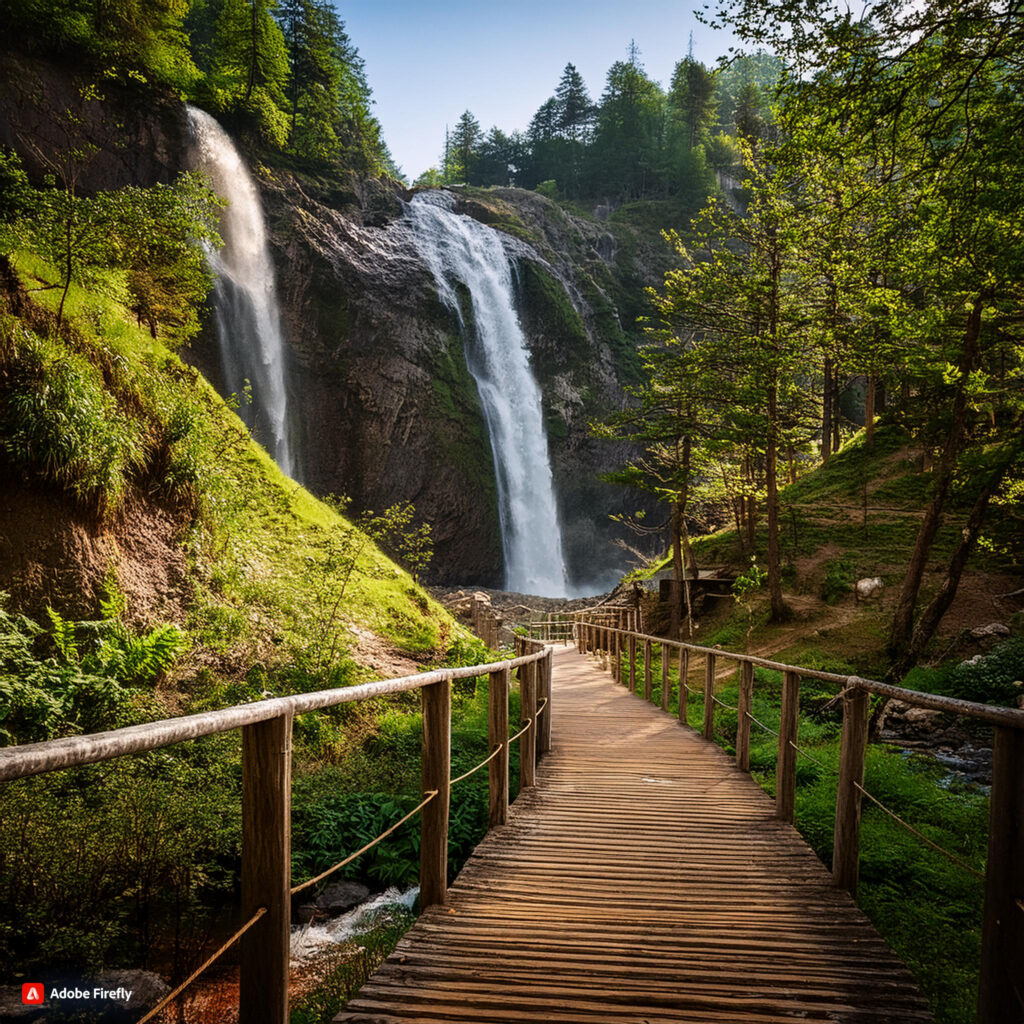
[186,106,294,477]
[406,191,569,596]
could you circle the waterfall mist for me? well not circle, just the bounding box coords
[406,191,570,597]
[186,106,294,477]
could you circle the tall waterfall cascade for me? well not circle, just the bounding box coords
[186,106,293,477]
[406,191,570,596]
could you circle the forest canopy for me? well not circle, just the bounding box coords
[0,0,399,175]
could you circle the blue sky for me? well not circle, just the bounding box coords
[336,1,740,180]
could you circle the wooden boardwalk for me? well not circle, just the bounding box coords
[336,646,932,1023]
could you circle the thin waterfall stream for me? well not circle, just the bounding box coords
[186,106,294,477]
[406,191,570,596]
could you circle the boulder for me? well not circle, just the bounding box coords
[854,577,884,601]
[314,881,370,915]
[969,622,1011,640]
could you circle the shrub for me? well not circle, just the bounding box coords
[1,332,143,510]
[820,556,856,603]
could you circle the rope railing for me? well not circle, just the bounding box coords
[0,634,557,1024]
[853,782,985,880]
[576,611,1023,1023]
[450,745,503,786]
[137,907,268,1024]
[290,790,440,897]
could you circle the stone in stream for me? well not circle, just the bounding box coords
[315,881,370,915]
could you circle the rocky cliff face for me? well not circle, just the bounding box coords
[0,55,663,590]
[222,177,660,590]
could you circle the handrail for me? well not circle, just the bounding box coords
[586,623,1024,729]
[575,614,1023,1024]
[0,651,549,782]
[0,642,557,1024]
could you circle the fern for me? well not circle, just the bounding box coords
[46,607,79,663]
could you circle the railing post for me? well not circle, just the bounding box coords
[602,627,609,671]
[661,643,670,712]
[519,659,537,791]
[702,653,715,740]
[832,684,868,891]
[539,648,553,756]
[678,648,689,724]
[978,725,1024,1024]
[420,676,451,908]
[611,630,620,682]
[487,666,509,828]
[644,639,653,701]
[776,670,800,824]
[736,660,754,773]
[628,635,636,692]
[240,710,293,1024]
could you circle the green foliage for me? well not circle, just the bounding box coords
[820,556,855,604]
[0,594,186,744]
[1,330,143,510]
[360,502,433,584]
[0,756,240,974]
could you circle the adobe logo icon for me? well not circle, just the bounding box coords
[22,983,44,1005]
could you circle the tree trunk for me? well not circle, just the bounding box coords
[894,454,1014,677]
[766,385,787,622]
[887,297,984,671]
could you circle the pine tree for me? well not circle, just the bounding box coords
[450,110,482,185]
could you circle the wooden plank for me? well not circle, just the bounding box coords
[420,678,450,908]
[338,648,931,1024]
[832,685,868,891]
[978,725,1024,1024]
[240,711,292,1024]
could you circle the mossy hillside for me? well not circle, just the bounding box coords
[641,422,1023,677]
[1,251,469,676]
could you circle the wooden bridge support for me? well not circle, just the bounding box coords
[776,670,800,824]
[978,725,1024,1024]
[678,648,689,724]
[661,643,670,712]
[643,639,653,701]
[240,711,293,1024]
[520,660,537,791]
[488,667,510,828]
[420,678,451,909]
[736,661,753,772]
[628,635,636,693]
[702,654,715,740]
[540,648,553,756]
[832,685,869,891]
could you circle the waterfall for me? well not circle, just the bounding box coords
[406,191,569,596]
[186,106,293,477]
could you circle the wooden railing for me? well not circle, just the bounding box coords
[575,617,1024,1024]
[0,643,554,1024]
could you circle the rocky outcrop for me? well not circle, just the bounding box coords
[0,52,188,190]
[191,177,661,589]
[0,51,662,590]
